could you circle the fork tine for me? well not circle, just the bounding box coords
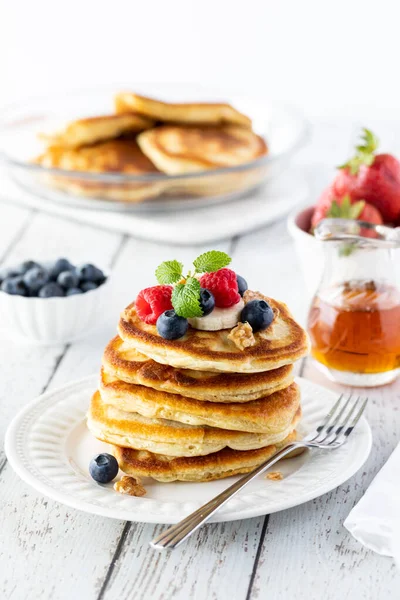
[326,396,361,444]
[308,393,344,441]
[316,394,353,442]
[343,397,368,438]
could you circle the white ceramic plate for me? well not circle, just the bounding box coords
[5,376,372,524]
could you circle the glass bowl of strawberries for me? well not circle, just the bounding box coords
[288,128,400,295]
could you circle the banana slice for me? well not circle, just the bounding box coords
[188,299,244,331]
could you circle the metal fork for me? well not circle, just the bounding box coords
[150,393,368,550]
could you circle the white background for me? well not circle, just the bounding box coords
[1,0,400,121]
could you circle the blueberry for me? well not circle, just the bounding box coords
[89,453,119,484]
[23,267,50,294]
[15,260,41,276]
[49,258,74,280]
[199,288,215,316]
[57,270,80,289]
[241,299,274,332]
[157,309,188,340]
[80,281,98,293]
[66,287,83,296]
[1,276,28,296]
[236,274,248,296]
[0,266,18,283]
[38,282,65,298]
[76,263,104,283]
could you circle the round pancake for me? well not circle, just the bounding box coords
[39,113,155,149]
[103,336,294,402]
[118,295,310,373]
[87,391,301,457]
[112,431,300,482]
[114,92,252,128]
[137,125,267,174]
[34,139,164,203]
[99,370,300,433]
[34,139,160,174]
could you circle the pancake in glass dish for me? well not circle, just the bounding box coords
[39,112,154,149]
[137,125,267,175]
[34,139,164,203]
[114,92,252,128]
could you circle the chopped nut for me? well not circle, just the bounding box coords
[114,476,146,497]
[243,290,270,304]
[266,471,283,481]
[228,321,256,350]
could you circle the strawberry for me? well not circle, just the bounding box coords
[135,285,173,324]
[332,129,400,222]
[311,192,383,234]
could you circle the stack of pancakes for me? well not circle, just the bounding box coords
[87,294,310,482]
[34,92,268,203]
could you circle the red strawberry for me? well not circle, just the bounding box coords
[135,285,173,324]
[332,129,400,222]
[199,268,241,308]
[311,192,383,234]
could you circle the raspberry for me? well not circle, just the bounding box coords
[135,285,173,324]
[199,268,240,308]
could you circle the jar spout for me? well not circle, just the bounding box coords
[314,218,400,248]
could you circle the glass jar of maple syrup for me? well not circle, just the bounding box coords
[307,218,400,386]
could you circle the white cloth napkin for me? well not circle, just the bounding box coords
[344,443,400,558]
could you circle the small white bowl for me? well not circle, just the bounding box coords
[287,205,323,297]
[0,273,111,345]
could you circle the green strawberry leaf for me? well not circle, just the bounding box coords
[348,200,365,219]
[155,260,183,285]
[338,128,379,175]
[172,277,203,318]
[193,250,231,273]
[326,195,365,220]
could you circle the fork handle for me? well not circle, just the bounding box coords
[150,442,303,550]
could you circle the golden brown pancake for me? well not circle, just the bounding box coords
[118,295,310,373]
[39,113,154,149]
[113,431,300,482]
[34,139,164,203]
[99,370,301,433]
[87,391,301,457]
[137,125,267,174]
[103,336,294,402]
[34,139,160,174]
[114,92,252,128]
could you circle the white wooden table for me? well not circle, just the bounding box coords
[1,121,400,600]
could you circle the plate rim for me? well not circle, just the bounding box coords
[5,374,372,524]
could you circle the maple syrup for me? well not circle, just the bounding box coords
[308,280,400,375]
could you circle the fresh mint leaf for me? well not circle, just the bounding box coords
[193,250,231,273]
[155,260,183,285]
[172,277,203,318]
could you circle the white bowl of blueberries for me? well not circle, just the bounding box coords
[0,258,110,344]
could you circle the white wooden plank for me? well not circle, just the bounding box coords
[0,201,32,259]
[0,211,125,600]
[97,518,265,600]
[88,236,271,600]
[248,360,400,600]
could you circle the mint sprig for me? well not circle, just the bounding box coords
[193,251,231,273]
[172,277,203,318]
[155,260,183,284]
[154,249,232,318]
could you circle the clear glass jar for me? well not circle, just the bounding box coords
[307,219,400,387]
